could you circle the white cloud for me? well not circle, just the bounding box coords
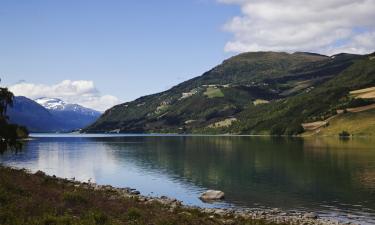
[9,80,120,111]
[218,0,375,55]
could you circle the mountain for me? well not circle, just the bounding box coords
[7,97,101,133]
[7,96,63,132]
[35,98,100,117]
[35,97,101,131]
[84,51,375,136]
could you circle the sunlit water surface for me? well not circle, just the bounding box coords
[1,134,375,224]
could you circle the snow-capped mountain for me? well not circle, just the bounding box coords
[35,97,66,110]
[7,97,102,133]
[35,97,101,116]
[7,96,62,132]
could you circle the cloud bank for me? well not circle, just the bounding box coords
[218,0,375,55]
[9,80,120,111]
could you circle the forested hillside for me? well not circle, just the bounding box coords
[84,52,375,135]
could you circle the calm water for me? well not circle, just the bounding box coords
[1,134,375,224]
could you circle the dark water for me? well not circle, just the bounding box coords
[1,134,375,224]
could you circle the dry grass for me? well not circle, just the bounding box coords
[253,99,270,106]
[350,87,375,99]
[302,121,328,131]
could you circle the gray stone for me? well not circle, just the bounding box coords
[303,212,319,219]
[200,190,225,201]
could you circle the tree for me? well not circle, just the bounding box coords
[0,87,14,119]
[339,130,351,138]
[0,79,28,153]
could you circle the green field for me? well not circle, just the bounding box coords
[305,109,375,136]
[203,87,224,98]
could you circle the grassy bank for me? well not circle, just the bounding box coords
[0,166,281,225]
[304,109,375,136]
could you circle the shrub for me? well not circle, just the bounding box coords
[347,98,374,108]
[157,220,177,225]
[0,187,10,203]
[339,130,351,138]
[127,207,142,221]
[86,211,109,225]
[63,191,88,205]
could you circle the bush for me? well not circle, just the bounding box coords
[85,211,109,225]
[127,207,142,221]
[157,220,177,225]
[0,187,10,204]
[346,98,374,108]
[63,191,88,205]
[339,130,351,138]
[270,124,285,136]
[285,123,305,135]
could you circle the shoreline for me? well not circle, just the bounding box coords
[29,132,375,138]
[61,181,354,225]
[1,165,355,225]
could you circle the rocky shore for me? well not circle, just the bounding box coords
[34,170,357,225]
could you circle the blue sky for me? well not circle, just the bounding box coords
[1,0,238,109]
[1,0,374,111]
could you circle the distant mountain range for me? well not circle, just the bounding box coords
[84,51,375,136]
[8,97,101,133]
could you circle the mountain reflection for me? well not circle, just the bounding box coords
[100,136,375,213]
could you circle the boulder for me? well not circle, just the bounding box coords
[200,190,225,201]
[303,212,318,219]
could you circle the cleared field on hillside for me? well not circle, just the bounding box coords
[304,109,375,136]
[350,87,375,99]
[204,87,224,98]
[208,118,237,128]
[253,99,270,106]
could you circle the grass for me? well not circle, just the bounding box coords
[204,87,224,98]
[304,109,375,136]
[0,166,282,225]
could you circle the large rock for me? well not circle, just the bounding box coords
[303,212,318,219]
[200,190,225,201]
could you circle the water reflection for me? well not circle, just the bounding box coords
[0,135,374,223]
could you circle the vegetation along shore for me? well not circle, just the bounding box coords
[0,166,355,225]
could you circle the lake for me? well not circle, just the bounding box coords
[1,134,375,224]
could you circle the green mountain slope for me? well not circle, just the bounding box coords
[84,52,374,135]
[303,109,375,136]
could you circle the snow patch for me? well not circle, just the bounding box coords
[35,97,101,116]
